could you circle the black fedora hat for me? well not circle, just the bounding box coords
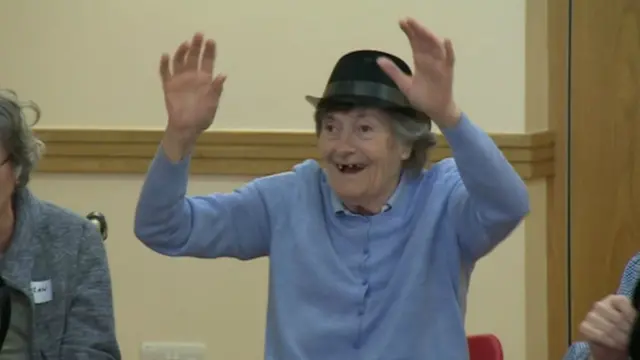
[305,49,430,124]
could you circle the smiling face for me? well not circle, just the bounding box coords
[317,107,411,213]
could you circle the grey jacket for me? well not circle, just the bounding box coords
[1,188,120,359]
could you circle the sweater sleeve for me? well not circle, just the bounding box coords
[442,113,530,262]
[133,147,286,260]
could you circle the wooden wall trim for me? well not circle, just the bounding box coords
[546,0,570,359]
[33,129,556,179]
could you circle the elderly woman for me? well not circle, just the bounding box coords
[135,18,529,359]
[0,90,120,359]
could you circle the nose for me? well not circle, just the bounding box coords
[334,132,356,154]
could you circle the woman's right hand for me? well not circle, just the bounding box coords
[159,33,226,159]
[579,295,637,360]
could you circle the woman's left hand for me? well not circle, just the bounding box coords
[377,17,461,128]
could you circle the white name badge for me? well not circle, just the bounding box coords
[30,280,53,304]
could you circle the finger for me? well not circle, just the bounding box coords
[444,38,456,67]
[585,309,631,347]
[172,41,190,75]
[159,53,171,83]
[201,39,216,75]
[594,301,625,324]
[208,74,227,100]
[185,33,204,71]
[611,296,637,323]
[399,18,416,41]
[377,57,412,94]
[586,310,616,332]
[620,309,637,330]
[406,17,441,47]
[581,321,621,349]
[405,17,440,44]
[399,19,420,54]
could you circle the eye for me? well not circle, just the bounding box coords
[323,123,336,132]
[359,125,373,133]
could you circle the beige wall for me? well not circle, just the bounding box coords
[0,0,550,359]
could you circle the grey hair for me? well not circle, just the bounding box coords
[389,113,436,177]
[0,89,45,188]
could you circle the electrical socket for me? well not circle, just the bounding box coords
[140,342,206,360]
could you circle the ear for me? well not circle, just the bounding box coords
[11,166,20,185]
[400,144,412,160]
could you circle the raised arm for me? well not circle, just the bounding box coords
[133,33,278,259]
[134,147,274,259]
[443,114,529,262]
[377,18,529,263]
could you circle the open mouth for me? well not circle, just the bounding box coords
[336,163,366,174]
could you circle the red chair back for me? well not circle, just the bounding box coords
[467,334,504,360]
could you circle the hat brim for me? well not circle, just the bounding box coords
[305,95,321,107]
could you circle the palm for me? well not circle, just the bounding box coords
[159,33,226,135]
[378,18,456,122]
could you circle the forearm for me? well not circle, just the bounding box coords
[441,113,529,217]
[134,141,272,259]
[134,144,192,249]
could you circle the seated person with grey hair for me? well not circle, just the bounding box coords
[0,90,120,359]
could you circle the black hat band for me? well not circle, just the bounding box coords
[322,81,411,108]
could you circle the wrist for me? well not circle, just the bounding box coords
[432,102,462,129]
[161,127,198,163]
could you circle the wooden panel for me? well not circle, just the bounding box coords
[32,129,555,179]
[547,0,570,359]
[569,0,640,346]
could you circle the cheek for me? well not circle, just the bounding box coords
[0,171,15,206]
[316,138,332,157]
[365,149,402,176]
[0,166,16,184]
[361,158,403,190]
[364,165,389,188]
